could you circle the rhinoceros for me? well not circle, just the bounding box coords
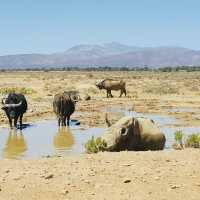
[101,116,166,151]
[1,93,28,129]
[53,91,79,126]
[96,79,126,98]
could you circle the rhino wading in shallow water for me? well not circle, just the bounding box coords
[101,116,166,151]
[96,79,126,98]
[1,93,27,129]
[53,91,79,126]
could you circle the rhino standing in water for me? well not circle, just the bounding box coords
[101,116,166,151]
[53,91,80,126]
[96,79,126,98]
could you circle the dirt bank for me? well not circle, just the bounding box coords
[0,149,199,200]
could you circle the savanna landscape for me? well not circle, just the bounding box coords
[0,70,200,200]
[1,70,200,127]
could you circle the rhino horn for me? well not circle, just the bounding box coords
[105,113,112,127]
[1,98,6,105]
[2,101,22,108]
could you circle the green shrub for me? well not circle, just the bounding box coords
[173,131,200,149]
[185,134,200,148]
[85,136,107,153]
[174,130,184,148]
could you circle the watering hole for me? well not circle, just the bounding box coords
[1,105,200,159]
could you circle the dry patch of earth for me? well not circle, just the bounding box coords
[0,149,199,200]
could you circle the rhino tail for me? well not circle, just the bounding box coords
[58,95,64,116]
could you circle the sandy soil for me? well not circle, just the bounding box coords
[0,149,199,200]
[0,71,200,199]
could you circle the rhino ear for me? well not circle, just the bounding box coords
[150,119,155,124]
[105,113,112,127]
[120,127,128,136]
[132,118,140,137]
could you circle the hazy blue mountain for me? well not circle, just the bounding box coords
[0,42,200,68]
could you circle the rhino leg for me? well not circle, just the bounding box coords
[106,90,109,98]
[119,90,123,97]
[106,90,112,98]
[122,88,126,96]
[58,117,60,126]
[123,88,127,96]
[109,90,113,98]
[61,116,66,126]
[120,88,126,97]
[19,115,23,129]
[8,117,13,128]
[67,116,70,126]
[61,117,65,126]
[64,116,69,126]
[14,116,18,128]
[5,112,13,128]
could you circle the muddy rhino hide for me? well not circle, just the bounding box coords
[101,116,166,151]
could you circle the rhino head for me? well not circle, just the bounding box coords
[64,91,81,103]
[101,116,139,151]
[101,115,166,152]
[2,95,23,119]
[95,80,104,90]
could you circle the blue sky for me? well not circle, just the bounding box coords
[0,0,200,55]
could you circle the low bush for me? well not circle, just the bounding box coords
[174,130,184,148]
[85,136,107,153]
[173,131,200,149]
[185,134,200,148]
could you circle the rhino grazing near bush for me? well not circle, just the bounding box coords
[101,116,166,151]
[96,79,126,98]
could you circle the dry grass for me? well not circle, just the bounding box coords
[0,71,200,126]
[0,87,36,95]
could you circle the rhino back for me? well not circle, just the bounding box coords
[137,118,166,150]
[53,93,75,117]
[103,79,125,90]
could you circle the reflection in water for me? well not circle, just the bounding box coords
[0,120,104,159]
[53,127,75,150]
[4,130,27,159]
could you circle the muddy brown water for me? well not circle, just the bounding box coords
[0,120,104,159]
[0,106,200,159]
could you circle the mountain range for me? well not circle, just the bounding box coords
[1,42,200,69]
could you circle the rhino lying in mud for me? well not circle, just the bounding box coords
[99,116,166,151]
[96,79,126,98]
